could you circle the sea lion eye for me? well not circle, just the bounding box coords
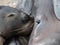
[8,14,15,17]
[7,13,16,17]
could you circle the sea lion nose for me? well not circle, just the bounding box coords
[22,15,30,23]
[24,15,30,21]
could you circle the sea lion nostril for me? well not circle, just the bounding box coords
[25,15,30,21]
[22,15,30,23]
[24,15,30,22]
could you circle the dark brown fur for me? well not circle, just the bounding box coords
[0,6,34,45]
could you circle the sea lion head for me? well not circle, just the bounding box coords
[0,6,34,38]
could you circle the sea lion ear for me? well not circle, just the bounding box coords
[16,0,32,15]
[53,0,60,20]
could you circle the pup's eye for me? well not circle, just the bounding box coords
[7,13,17,18]
[8,14,15,17]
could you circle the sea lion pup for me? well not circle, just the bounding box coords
[0,6,34,45]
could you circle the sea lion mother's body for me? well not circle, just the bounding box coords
[28,0,60,45]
